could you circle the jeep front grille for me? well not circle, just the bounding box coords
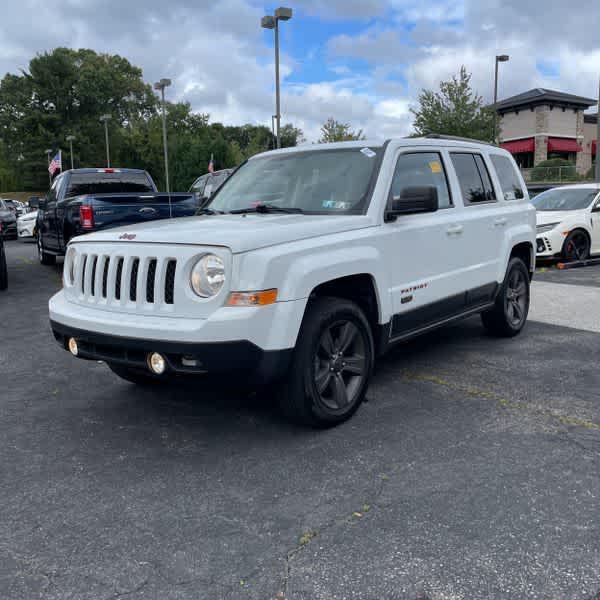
[75,253,177,306]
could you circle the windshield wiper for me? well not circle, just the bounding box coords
[229,204,304,215]
[196,208,226,215]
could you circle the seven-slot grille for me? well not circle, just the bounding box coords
[73,253,177,305]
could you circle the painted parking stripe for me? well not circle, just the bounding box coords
[529,281,600,333]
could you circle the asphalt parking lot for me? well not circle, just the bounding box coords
[1,239,599,600]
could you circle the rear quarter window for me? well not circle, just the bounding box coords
[490,154,525,200]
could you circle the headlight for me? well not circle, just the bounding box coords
[536,222,560,234]
[64,247,77,286]
[190,254,225,298]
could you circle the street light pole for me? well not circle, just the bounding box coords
[154,79,172,196]
[493,54,510,144]
[262,7,292,149]
[99,114,112,167]
[45,149,53,185]
[66,135,76,170]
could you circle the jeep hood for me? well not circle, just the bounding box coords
[70,213,375,253]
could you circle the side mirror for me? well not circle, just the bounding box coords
[386,185,439,220]
[38,198,47,211]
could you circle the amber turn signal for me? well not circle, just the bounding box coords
[226,289,278,306]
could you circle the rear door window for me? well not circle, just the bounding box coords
[490,154,525,200]
[450,153,496,204]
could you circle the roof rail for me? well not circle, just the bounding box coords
[424,133,496,147]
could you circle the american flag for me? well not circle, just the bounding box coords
[208,153,214,173]
[48,150,62,176]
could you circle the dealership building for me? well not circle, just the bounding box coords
[496,88,598,174]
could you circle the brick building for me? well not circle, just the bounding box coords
[496,88,597,174]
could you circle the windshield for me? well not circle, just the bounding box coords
[208,147,382,214]
[532,188,598,211]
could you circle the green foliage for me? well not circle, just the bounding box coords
[0,48,303,192]
[319,117,365,143]
[411,66,496,142]
[530,158,580,182]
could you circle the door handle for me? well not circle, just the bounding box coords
[446,224,463,235]
[494,218,508,227]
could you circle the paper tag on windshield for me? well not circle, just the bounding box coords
[360,148,376,158]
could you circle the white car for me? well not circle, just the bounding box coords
[533,184,600,260]
[17,210,38,240]
[49,137,535,427]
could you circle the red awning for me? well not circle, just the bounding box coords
[592,140,597,155]
[547,137,582,153]
[501,138,535,154]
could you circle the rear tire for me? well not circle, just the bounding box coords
[0,242,7,291]
[107,363,167,386]
[481,257,530,337]
[277,296,374,427]
[38,234,56,266]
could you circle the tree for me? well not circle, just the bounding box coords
[319,118,365,143]
[410,66,495,142]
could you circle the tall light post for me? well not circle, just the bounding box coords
[99,114,112,167]
[66,135,76,170]
[261,7,292,149]
[493,54,510,144]
[45,149,53,185]
[154,78,172,195]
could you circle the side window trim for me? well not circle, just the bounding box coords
[386,149,454,215]
[450,151,498,206]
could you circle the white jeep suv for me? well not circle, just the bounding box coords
[49,137,535,426]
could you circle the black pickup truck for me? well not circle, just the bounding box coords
[37,168,197,265]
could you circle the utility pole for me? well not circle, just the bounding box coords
[66,135,76,170]
[100,114,112,167]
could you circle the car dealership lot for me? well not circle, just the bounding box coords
[1,240,599,599]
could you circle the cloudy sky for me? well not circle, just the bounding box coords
[2,0,599,141]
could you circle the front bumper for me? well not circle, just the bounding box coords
[51,320,293,384]
[536,229,564,257]
[1,221,17,239]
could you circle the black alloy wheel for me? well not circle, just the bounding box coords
[562,230,590,261]
[504,266,528,328]
[314,320,368,413]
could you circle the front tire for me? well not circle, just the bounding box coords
[38,234,56,266]
[562,229,590,261]
[481,257,530,337]
[277,296,374,427]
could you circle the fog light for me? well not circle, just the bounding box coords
[68,338,78,356]
[147,352,166,375]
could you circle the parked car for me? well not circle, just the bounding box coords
[0,222,7,291]
[37,168,198,265]
[0,199,17,239]
[3,199,26,217]
[532,184,600,260]
[18,210,38,240]
[190,168,234,202]
[49,137,535,427]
